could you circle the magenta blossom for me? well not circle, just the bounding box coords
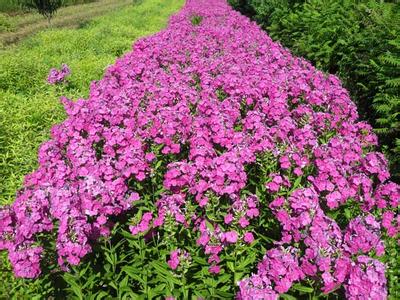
[47,64,71,84]
[0,1,397,299]
[167,248,191,271]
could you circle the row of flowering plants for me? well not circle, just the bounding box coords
[1,0,399,298]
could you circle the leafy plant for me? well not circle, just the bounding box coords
[373,37,400,181]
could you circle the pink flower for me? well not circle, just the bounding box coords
[196,233,210,246]
[47,64,70,84]
[244,232,254,244]
[239,246,304,296]
[167,250,180,270]
[209,265,221,274]
[238,217,250,228]
[326,191,341,209]
[344,256,387,299]
[167,248,190,271]
[279,156,291,169]
[129,212,152,235]
[224,213,233,224]
[129,192,140,202]
[145,152,156,161]
[1,1,396,293]
[224,231,238,243]
[269,197,285,209]
[246,208,259,218]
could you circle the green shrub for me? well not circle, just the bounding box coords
[373,36,400,180]
[18,0,63,22]
[0,0,20,12]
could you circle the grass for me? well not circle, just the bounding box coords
[0,0,136,46]
[0,0,97,13]
[0,0,184,297]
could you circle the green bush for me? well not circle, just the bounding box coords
[372,36,400,181]
[0,0,20,12]
[18,0,63,22]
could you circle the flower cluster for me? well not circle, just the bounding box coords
[240,197,391,298]
[343,215,385,257]
[167,248,191,270]
[47,64,71,85]
[238,246,304,299]
[344,256,387,299]
[0,0,398,299]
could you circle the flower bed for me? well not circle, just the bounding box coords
[0,0,398,298]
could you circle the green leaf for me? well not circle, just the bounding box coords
[216,273,231,284]
[205,219,214,232]
[237,253,256,270]
[150,261,182,285]
[192,256,208,265]
[216,290,234,298]
[280,294,297,300]
[227,261,235,272]
[292,283,314,293]
[63,274,83,300]
[95,291,109,300]
[292,176,302,190]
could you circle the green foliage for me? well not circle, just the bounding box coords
[383,236,400,300]
[190,14,203,26]
[373,37,400,179]
[0,90,65,204]
[30,221,262,299]
[0,0,184,297]
[0,0,20,12]
[0,12,14,31]
[0,0,96,12]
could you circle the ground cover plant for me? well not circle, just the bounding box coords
[0,0,399,298]
[0,0,184,297]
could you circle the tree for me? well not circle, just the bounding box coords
[19,0,63,24]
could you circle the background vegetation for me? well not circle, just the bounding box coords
[229,0,400,182]
[0,0,134,47]
[0,0,97,13]
[0,0,184,297]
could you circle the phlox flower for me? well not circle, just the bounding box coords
[47,64,71,85]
